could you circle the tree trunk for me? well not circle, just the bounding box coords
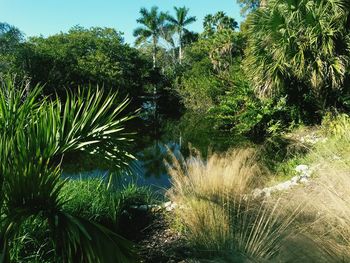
[172,48,176,65]
[152,51,156,68]
[152,37,157,68]
[179,31,182,64]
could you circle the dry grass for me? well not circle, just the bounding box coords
[166,149,300,261]
[165,115,350,262]
[274,114,350,262]
[167,149,260,201]
[284,167,350,262]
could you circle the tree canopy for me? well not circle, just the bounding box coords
[16,26,153,99]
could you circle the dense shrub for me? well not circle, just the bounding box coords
[245,0,350,112]
[14,26,155,100]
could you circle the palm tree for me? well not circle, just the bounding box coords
[203,12,238,37]
[162,26,177,64]
[0,78,136,262]
[245,0,350,107]
[133,6,167,68]
[167,6,196,64]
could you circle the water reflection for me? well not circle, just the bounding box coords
[136,141,179,178]
[62,141,181,192]
[61,93,238,191]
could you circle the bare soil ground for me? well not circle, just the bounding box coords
[135,211,198,263]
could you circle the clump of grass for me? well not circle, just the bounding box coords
[61,179,116,224]
[166,149,300,261]
[60,178,154,225]
[9,216,55,263]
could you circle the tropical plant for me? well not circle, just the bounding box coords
[133,6,168,68]
[0,78,136,262]
[245,0,350,110]
[166,6,196,64]
[178,27,245,112]
[161,26,177,64]
[203,11,238,37]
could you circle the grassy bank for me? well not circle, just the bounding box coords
[165,114,350,262]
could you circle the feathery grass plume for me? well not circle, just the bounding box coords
[166,148,300,261]
[271,114,350,262]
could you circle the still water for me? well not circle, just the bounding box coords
[61,97,237,192]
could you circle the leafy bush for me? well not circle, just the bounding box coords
[8,179,154,263]
[207,67,303,139]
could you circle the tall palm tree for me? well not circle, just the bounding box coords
[167,6,196,64]
[133,6,167,68]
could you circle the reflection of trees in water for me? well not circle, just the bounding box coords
[137,141,180,178]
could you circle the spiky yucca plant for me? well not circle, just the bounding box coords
[0,78,136,262]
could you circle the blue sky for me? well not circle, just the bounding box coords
[0,0,243,45]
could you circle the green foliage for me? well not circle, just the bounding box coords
[61,179,117,224]
[0,23,24,76]
[245,0,350,111]
[203,11,239,37]
[0,78,136,262]
[179,23,245,113]
[322,112,350,140]
[8,179,154,263]
[178,59,223,112]
[16,26,152,98]
[9,216,54,263]
[210,89,298,138]
[61,179,153,226]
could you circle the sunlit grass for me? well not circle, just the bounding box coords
[166,149,301,261]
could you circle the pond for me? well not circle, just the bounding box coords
[61,95,241,192]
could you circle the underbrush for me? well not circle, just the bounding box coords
[166,113,350,262]
[270,113,350,182]
[8,179,154,263]
[282,113,350,261]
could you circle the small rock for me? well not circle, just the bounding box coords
[299,177,309,184]
[262,188,271,197]
[252,188,263,198]
[166,203,177,212]
[274,181,294,191]
[332,155,341,160]
[295,164,309,173]
[290,176,300,184]
[164,201,172,208]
